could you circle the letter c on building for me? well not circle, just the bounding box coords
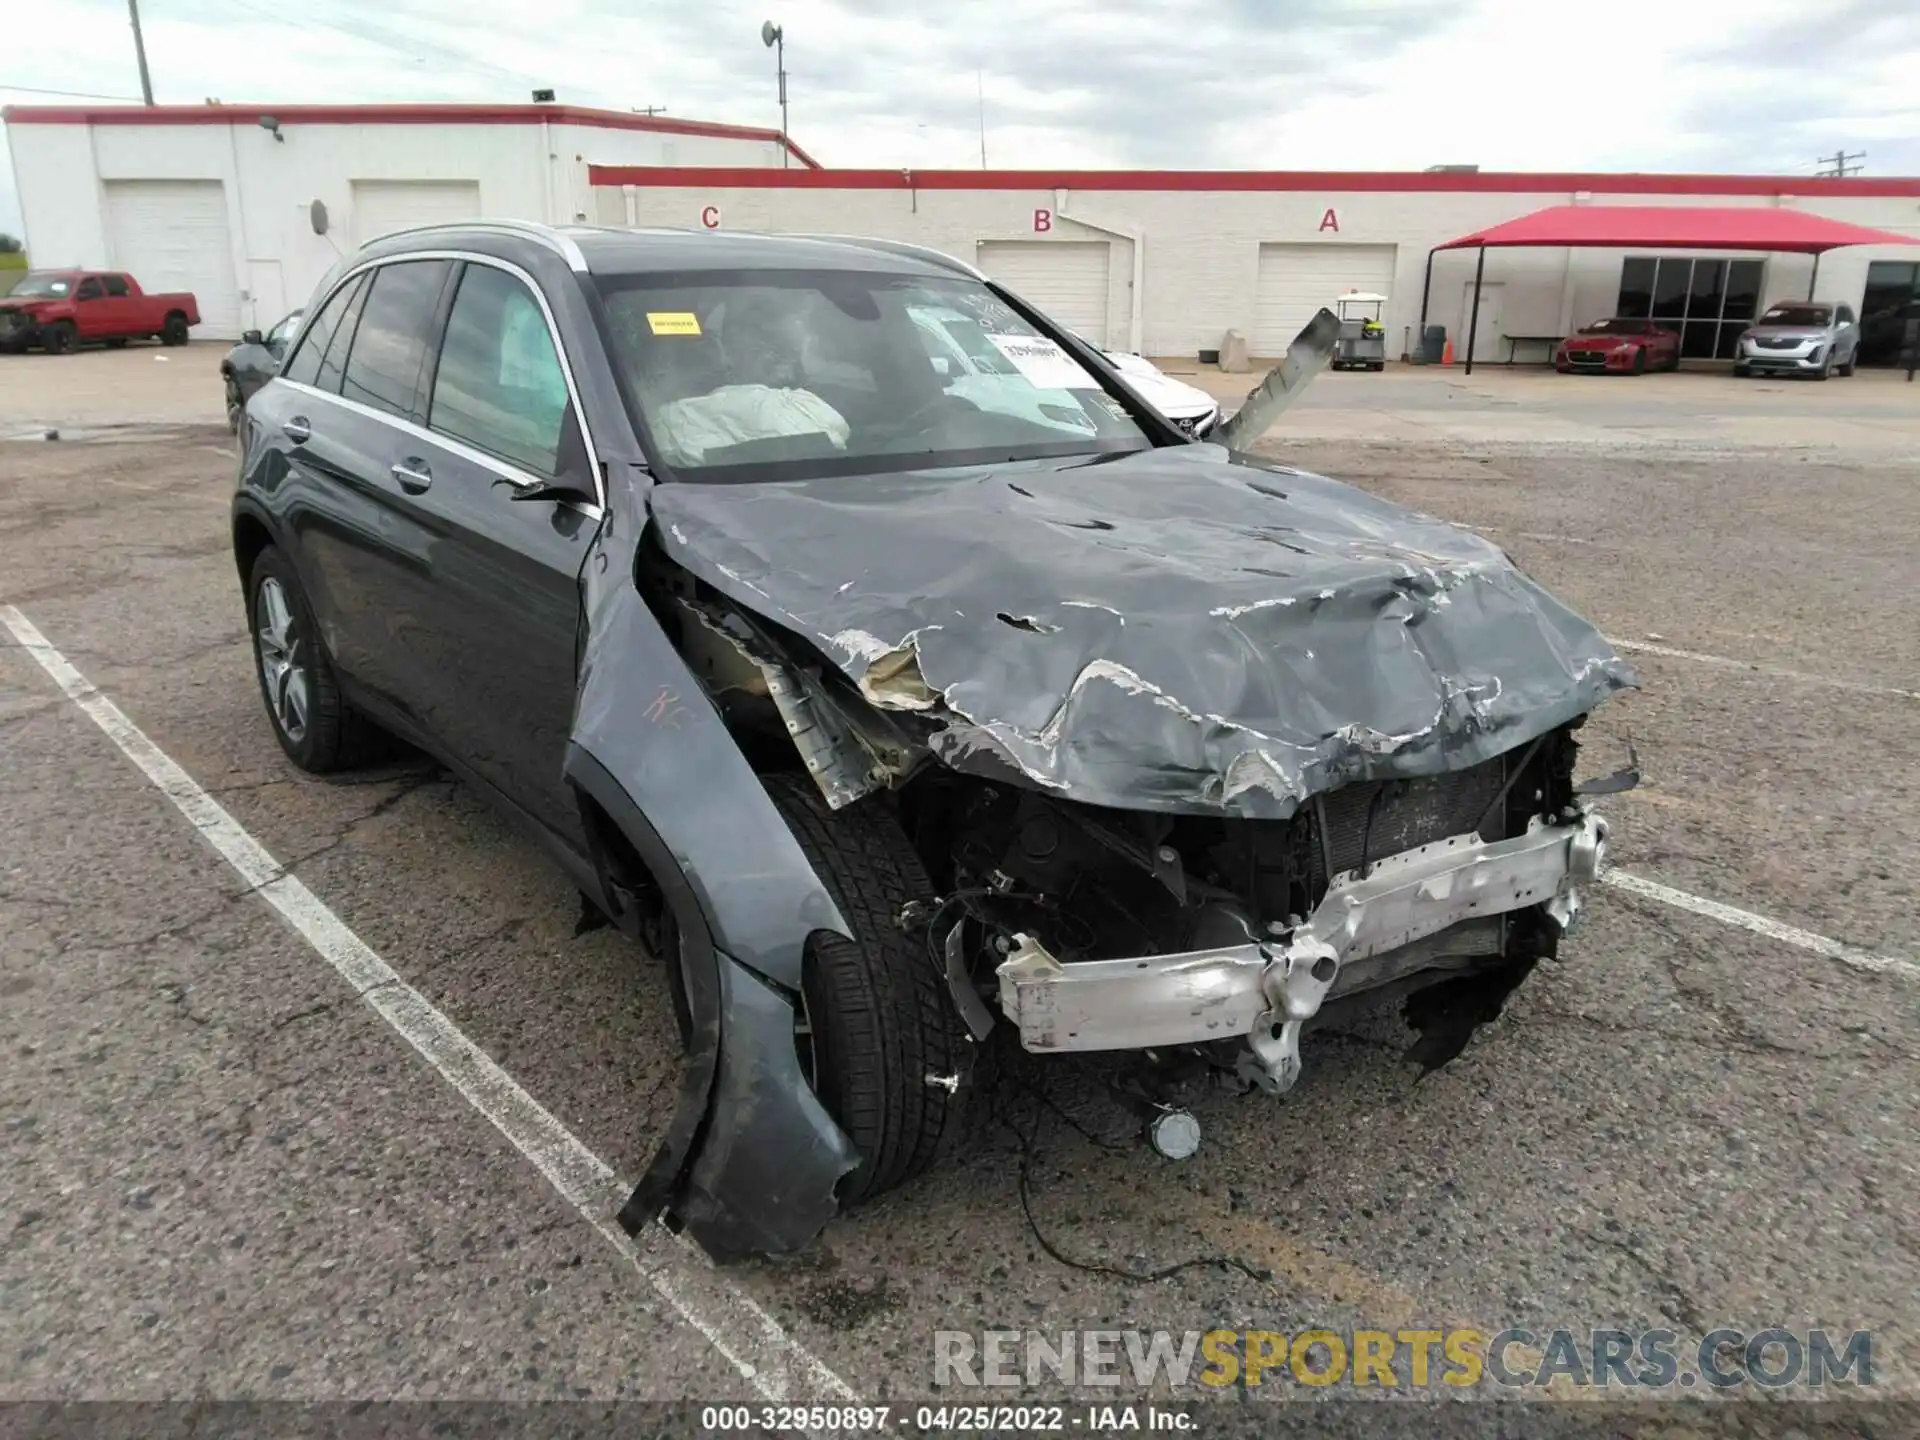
[701,205,722,229]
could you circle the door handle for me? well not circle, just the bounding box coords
[282,416,311,444]
[391,459,433,494]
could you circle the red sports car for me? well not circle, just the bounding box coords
[1554,318,1680,374]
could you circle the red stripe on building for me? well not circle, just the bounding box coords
[586,164,1920,197]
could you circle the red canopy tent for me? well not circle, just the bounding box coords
[1422,205,1920,373]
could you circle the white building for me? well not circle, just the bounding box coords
[593,165,1920,368]
[6,99,1917,363]
[2,102,808,338]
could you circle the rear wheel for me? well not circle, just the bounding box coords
[765,773,971,1205]
[160,312,190,346]
[246,545,376,772]
[42,321,76,356]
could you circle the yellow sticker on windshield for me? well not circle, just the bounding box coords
[647,312,702,336]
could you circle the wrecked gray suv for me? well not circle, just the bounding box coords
[232,221,1633,1260]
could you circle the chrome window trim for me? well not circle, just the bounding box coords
[283,249,604,509]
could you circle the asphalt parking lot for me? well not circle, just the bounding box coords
[2,348,1916,1429]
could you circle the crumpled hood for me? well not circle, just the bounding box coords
[649,445,1636,818]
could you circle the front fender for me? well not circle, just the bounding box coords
[565,485,859,1256]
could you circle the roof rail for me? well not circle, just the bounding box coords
[784,234,986,280]
[365,218,589,273]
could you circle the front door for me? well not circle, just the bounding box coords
[1460,281,1506,363]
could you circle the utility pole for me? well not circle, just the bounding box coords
[127,0,155,105]
[1814,149,1865,177]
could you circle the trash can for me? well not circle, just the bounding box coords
[1417,325,1447,365]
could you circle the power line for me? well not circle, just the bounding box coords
[1814,149,1866,177]
[0,83,146,101]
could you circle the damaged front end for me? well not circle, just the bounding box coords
[587,438,1635,1261]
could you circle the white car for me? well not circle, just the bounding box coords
[1099,348,1222,438]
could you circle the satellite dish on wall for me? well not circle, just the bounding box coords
[309,200,330,237]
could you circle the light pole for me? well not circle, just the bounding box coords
[761,20,787,167]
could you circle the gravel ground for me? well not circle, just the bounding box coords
[1,377,1914,1432]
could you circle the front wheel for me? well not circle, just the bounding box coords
[1838,347,1856,377]
[160,313,190,346]
[1630,347,1648,375]
[224,376,245,433]
[42,321,76,356]
[765,774,971,1205]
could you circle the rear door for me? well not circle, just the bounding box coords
[71,276,108,340]
[395,259,597,845]
[96,274,134,336]
[262,259,454,721]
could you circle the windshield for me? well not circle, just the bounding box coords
[1581,318,1649,334]
[7,272,73,299]
[1759,305,1831,327]
[596,269,1150,481]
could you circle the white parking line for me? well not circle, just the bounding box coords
[0,604,858,1406]
[1607,638,1919,701]
[1603,870,1919,983]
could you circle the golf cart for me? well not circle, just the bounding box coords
[1331,291,1387,371]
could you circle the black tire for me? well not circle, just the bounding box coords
[246,545,374,772]
[42,321,76,356]
[1630,346,1647,375]
[1811,355,1831,381]
[1839,347,1856,377]
[224,376,244,434]
[161,312,190,346]
[765,773,969,1205]
[1732,363,1750,378]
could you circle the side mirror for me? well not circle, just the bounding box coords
[242,329,264,345]
[495,475,598,507]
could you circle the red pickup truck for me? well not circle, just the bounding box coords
[0,269,200,354]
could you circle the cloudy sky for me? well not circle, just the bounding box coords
[4,0,1917,242]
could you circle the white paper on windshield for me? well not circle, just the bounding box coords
[984,333,1097,390]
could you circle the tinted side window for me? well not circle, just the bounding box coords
[103,275,130,297]
[428,265,570,475]
[75,278,104,300]
[315,276,371,395]
[340,261,452,420]
[1837,305,1856,325]
[282,277,361,388]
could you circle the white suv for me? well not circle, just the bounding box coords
[1734,302,1860,379]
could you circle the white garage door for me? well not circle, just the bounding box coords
[102,180,242,338]
[1253,243,1398,355]
[351,180,483,246]
[977,241,1111,347]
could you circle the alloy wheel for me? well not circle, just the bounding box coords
[255,576,311,744]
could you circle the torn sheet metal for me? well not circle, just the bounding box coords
[649,445,1637,818]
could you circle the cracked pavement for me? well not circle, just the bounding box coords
[1,354,1916,1414]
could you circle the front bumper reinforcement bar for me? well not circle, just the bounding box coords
[994,809,1608,1092]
